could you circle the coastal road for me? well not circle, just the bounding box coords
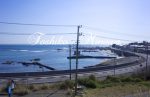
[0,65,140,86]
[0,56,141,78]
[0,48,148,85]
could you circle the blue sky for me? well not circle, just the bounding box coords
[0,0,150,44]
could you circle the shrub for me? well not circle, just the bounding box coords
[134,78,143,82]
[28,85,35,90]
[59,80,74,89]
[105,76,121,83]
[99,83,114,88]
[78,78,88,85]
[40,84,49,90]
[14,85,31,96]
[85,80,97,88]
[89,75,96,81]
[121,77,134,82]
[78,78,97,88]
[14,89,30,96]
[0,86,7,93]
[28,84,39,91]
[140,81,150,87]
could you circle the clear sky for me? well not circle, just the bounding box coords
[0,0,150,45]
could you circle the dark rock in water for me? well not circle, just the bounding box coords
[57,48,63,51]
[2,61,14,65]
[30,58,41,62]
[82,50,98,52]
[21,62,30,67]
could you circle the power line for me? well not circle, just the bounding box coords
[0,31,140,42]
[0,32,30,35]
[83,26,150,39]
[47,33,76,35]
[0,22,146,42]
[0,22,149,38]
[85,33,139,42]
[96,35,136,42]
[0,22,78,27]
[0,31,76,35]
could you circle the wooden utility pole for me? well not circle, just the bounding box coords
[75,25,82,96]
[145,42,148,79]
[113,58,116,76]
[69,45,72,80]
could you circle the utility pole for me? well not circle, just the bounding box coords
[113,57,116,76]
[145,42,148,79]
[75,25,82,96]
[69,45,72,80]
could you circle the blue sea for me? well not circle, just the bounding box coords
[0,45,116,73]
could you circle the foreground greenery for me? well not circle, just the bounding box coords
[1,75,150,97]
[77,75,150,97]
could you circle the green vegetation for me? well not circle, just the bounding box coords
[14,85,31,96]
[1,75,150,97]
[78,75,98,88]
[59,80,74,89]
[82,84,150,97]
[76,75,150,97]
[0,83,58,96]
[78,75,144,89]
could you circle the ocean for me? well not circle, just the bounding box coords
[0,45,116,73]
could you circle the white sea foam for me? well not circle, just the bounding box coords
[11,49,29,52]
[11,50,18,51]
[11,49,48,53]
[29,50,48,53]
[62,47,68,50]
[20,50,29,52]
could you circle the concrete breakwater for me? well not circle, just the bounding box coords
[67,55,116,59]
[84,47,145,69]
[110,47,145,63]
[110,47,140,57]
[19,62,55,70]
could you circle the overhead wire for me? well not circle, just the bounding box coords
[84,32,140,42]
[0,22,78,27]
[0,21,146,42]
[0,31,76,35]
[83,25,149,39]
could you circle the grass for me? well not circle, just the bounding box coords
[0,83,59,96]
[14,85,31,96]
[78,75,98,88]
[0,80,75,96]
[83,84,150,97]
[59,80,74,89]
[1,75,150,97]
[77,75,150,97]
